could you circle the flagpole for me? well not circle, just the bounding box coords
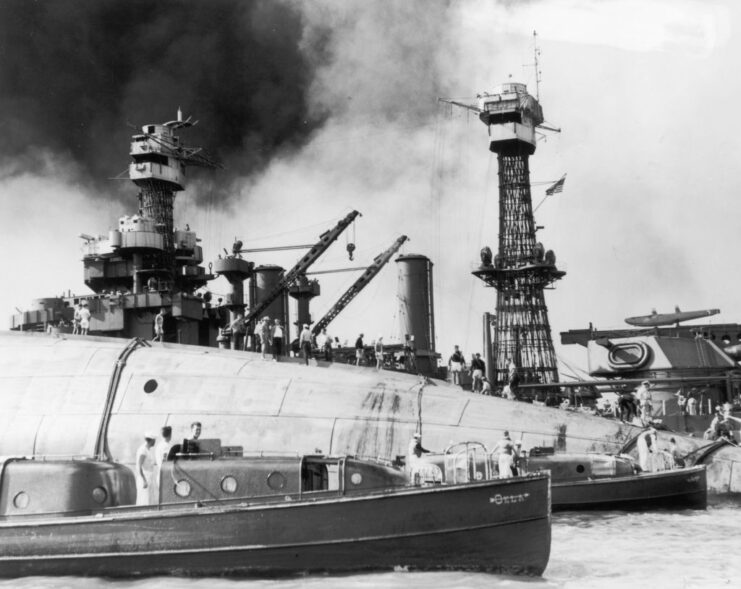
[534,174,566,212]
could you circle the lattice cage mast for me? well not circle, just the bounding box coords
[468,82,565,390]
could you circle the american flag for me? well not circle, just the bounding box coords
[545,174,566,196]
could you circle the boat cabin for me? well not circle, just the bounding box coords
[0,457,135,518]
[522,448,636,481]
[0,440,411,518]
[160,442,409,504]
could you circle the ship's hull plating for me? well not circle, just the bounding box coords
[0,475,551,577]
[1,331,739,495]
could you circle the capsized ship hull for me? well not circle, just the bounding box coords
[1,331,739,494]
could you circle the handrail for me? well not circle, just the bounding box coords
[442,442,491,484]
[94,338,150,461]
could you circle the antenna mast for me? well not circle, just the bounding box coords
[532,30,542,100]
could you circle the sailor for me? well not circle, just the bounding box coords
[374,335,384,370]
[152,426,172,502]
[720,404,741,441]
[686,389,698,415]
[78,301,91,336]
[182,421,202,455]
[272,318,284,360]
[403,334,416,371]
[512,440,523,476]
[502,384,516,400]
[322,329,333,362]
[675,389,687,415]
[135,432,157,505]
[72,303,81,335]
[667,437,685,468]
[251,319,261,352]
[448,345,465,386]
[636,427,657,472]
[407,432,430,482]
[355,333,365,366]
[618,387,636,422]
[299,323,313,365]
[491,431,516,478]
[481,377,492,396]
[706,409,723,440]
[229,312,246,351]
[153,307,166,342]
[635,380,653,424]
[471,353,486,393]
[260,317,272,359]
[316,329,327,354]
[155,426,173,466]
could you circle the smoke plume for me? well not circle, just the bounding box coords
[0,0,332,203]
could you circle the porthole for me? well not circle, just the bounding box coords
[221,475,238,494]
[174,479,192,497]
[267,471,286,490]
[576,464,585,474]
[350,472,363,485]
[13,491,29,509]
[91,486,108,504]
[143,379,158,394]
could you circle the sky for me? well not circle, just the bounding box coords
[0,0,738,378]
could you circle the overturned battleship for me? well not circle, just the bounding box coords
[4,94,741,497]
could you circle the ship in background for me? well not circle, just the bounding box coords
[7,110,440,376]
[559,308,741,436]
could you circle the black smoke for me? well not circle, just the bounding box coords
[0,0,330,203]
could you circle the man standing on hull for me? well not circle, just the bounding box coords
[355,333,365,366]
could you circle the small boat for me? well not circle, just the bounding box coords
[417,442,706,512]
[522,448,707,511]
[0,443,551,577]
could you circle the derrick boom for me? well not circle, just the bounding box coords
[312,235,408,336]
[243,211,361,325]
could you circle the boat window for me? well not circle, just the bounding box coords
[575,464,585,474]
[301,462,329,492]
[267,471,287,490]
[174,479,192,497]
[91,487,108,504]
[220,475,238,494]
[143,379,158,393]
[13,491,29,509]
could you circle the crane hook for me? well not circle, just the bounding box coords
[346,242,356,261]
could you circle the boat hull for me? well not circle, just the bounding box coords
[550,465,707,511]
[0,474,551,577]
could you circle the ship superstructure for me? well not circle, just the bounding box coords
[126,108,220,292]
[471,82,564,390]
[444,80,564,391]
[8,112,434,362]
[10,111,222,345]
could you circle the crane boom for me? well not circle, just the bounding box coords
[311,235,408,336]
[244,211,361,325]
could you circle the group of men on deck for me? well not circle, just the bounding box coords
[135,421,204,505]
